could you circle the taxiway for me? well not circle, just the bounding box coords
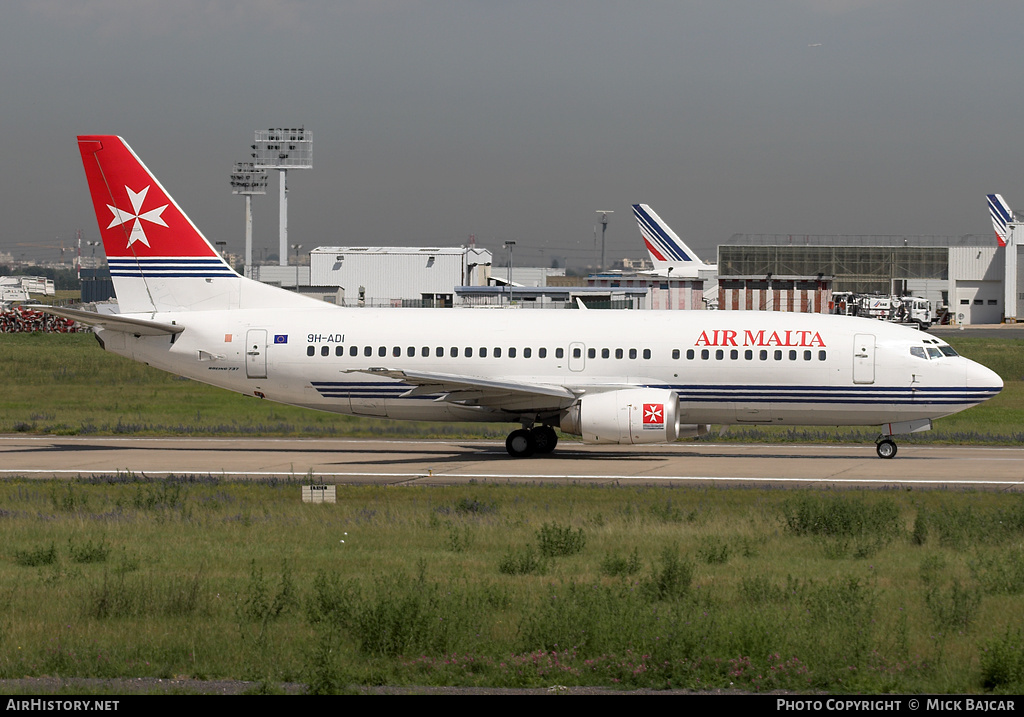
[1,436,1022,490]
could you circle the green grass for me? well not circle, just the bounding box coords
[1,478,1024,693]
[1,333,1022,443]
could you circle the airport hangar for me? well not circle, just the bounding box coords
[539,232,1013,323]
[714,233,1016,324]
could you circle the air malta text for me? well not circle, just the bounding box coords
[694,329,827,348]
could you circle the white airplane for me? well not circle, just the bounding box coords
[632,203,717,278]
[47,136,1003,459]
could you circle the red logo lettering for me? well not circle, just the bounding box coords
[695,328,827,348]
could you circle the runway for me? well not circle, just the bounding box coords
[2,435,1023,490]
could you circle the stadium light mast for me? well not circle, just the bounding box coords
[595,210,613,272]
[230,162,268,277]
[251,128,312,267]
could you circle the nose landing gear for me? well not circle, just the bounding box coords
[875,438,898,459]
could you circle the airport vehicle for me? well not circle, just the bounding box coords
[832,293,933,330]
[47,136,1003,459]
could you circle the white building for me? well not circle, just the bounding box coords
[309,246,492,307]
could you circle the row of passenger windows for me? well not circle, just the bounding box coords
[677,348,828,362]
[304,344,826,361]
[306,345,656,359]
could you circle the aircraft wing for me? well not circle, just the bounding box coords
[36,306,183,336]
[346,368,579,412]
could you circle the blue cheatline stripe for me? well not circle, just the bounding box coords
[108,257,236,278]
[632,204,693,263]
[646,383,1000,407]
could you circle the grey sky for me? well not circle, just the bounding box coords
[3,1,1023,269]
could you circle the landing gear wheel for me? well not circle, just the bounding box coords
[876,439,898,459]
[529,426,558,454]
[506,429,535,458]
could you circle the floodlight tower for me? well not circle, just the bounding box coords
[595,210,614,272]
[251,128,312,266]
[230,162,268,277]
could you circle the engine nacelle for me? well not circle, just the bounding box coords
[560,388,684,445]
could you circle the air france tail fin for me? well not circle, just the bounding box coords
[77,135,319,314]
[987,193,1012,248]
[632,204,710,276]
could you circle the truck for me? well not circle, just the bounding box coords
[830,293,933,329]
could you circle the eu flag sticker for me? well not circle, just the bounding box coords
[274,335,288,344]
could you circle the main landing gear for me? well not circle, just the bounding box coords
[505,425,558,458]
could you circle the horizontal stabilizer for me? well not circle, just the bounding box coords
[36,306,183,336]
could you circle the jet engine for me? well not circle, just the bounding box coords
[560,388,694,445]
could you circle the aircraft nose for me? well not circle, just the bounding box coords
[966,360,1003,394]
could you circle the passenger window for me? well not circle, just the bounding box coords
[479,347,487,358]
[436,347,444,357]
[629,348,638,359]
[421,347,429,357]
[745,350,753,360]
[378,346,386,357]
[730,349,738,360]
[364,346,372,357]
[321,346,330,357]
[450,347,458,358]
[760,350,768,361]
[573,348,582,358]
[464,347,472,358]
[587,348,595,359]
[393,346,401,357]
[789,350,796,360]
[803,350,811,361]
[616,348,624,359]
[643,349,651,360]
[350,346,358,357]
[407,347,415,357]
[509,347,517,358]
[539,348,547,358]
[336,346,345,356]
[715,349,724,360]
[774,350,782,361]
[307,346,315,357]
[700,349,709,360]
[494,347,502,358]
[524,348,532,358]
[556,348,565,359]
[686,349,695,360]
[672,349,680,359]
[602,348,610,359]
[818,351,826,361]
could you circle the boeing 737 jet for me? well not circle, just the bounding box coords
[47,136,1003,459]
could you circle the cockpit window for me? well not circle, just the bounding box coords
[927,347,943,359]
[910,346,927,360]
[938,345,958,357]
